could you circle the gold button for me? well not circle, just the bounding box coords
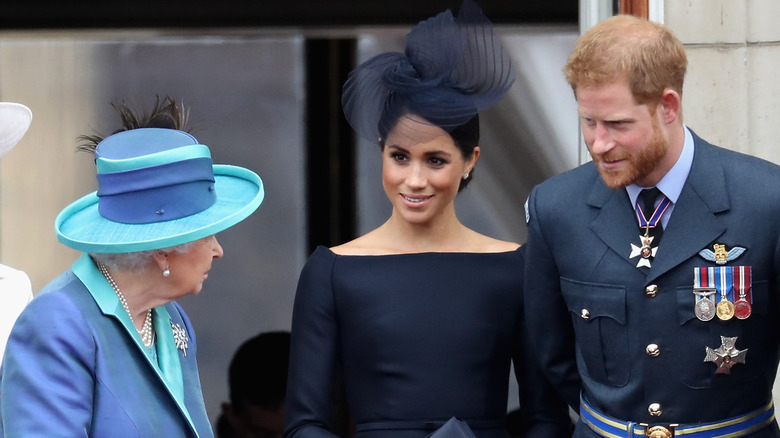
[646,284,658,297]
[581,309,590,320]
[648,403,663,417]
[646,344,660,357]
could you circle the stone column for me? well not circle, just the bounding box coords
[666,0,780,164]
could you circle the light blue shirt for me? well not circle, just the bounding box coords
[626,125,694,228]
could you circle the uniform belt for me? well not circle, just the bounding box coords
[580,395,775,438]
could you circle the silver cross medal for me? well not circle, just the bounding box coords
[704,336,747,374]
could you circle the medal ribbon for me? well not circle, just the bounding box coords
[715,266,733,304]
[634,194,671,229]
[735,266,752,302]
[695,267,709,289]
[734,265,753,320]
[694,267,716,302]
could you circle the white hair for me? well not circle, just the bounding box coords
[90,241,197,273]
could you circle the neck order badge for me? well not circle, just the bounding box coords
[629,188,670,268]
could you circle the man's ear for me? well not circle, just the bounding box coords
[659,88,681,125]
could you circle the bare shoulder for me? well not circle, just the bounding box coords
[330,230,389,256]
[465,229,520,253]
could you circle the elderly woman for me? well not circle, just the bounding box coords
[0,98,264,437]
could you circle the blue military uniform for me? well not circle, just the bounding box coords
[524,128,780,437]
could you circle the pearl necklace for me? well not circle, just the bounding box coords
[97,263,155,348]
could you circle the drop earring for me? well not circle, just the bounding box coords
[163,266,171,278]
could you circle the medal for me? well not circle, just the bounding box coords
[715,266,734,321]
[734,300,751,320]
[734,265,752,320]
[694,262,752,322]
[693,267,718,321]
[704,336,747,374]
[628,194,670,269]
[629,233,657,268]
[694,290,716,321]
[716,299,735,320]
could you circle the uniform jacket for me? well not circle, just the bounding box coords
[524,131,780,433]
[0,257,214,438]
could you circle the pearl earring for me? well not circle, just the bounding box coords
[163,267,171,278]
[463,172,470,180]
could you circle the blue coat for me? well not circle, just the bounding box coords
[0,255,214,438]
[524,131,780,435]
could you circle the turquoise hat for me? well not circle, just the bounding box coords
[55,128,264,254]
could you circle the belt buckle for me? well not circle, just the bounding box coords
[640,423,678,438]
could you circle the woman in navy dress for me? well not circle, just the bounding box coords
[284,2,572,438]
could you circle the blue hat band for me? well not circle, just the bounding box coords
[97,157,216,224]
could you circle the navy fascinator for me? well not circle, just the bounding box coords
[342,0,515,145]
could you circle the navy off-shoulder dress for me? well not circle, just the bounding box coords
[285,246,571,438]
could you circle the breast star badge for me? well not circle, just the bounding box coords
[704,336,746,374]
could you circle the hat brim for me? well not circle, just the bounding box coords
[0,102,32,159]
[55,164,264,254]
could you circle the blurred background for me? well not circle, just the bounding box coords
[2,0,779,427]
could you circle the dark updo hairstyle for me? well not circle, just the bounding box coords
[449,114,479,192]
